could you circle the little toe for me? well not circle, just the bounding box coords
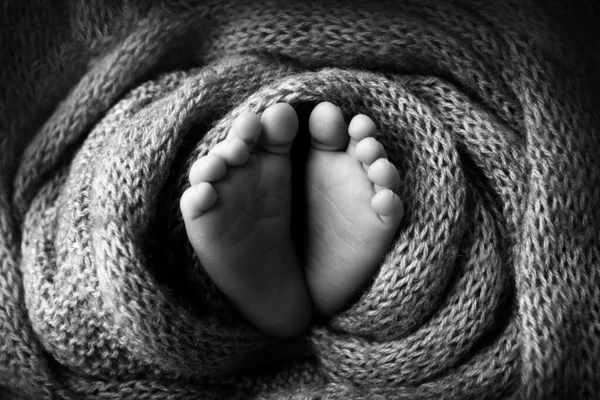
[355,137,387,170]
[371,188,404,226]
[209,138,249,167]
[189,155,227,185]
[180,182,218,221]
[308,102,349,151]
[347,114,377,156]
[259,103,299,155]
[367,158,400,192]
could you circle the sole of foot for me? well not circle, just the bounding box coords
[304,102,404,316]
[180,103,311,337]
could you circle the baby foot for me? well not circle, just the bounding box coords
[305,102,404,316]
[180,103,311,337]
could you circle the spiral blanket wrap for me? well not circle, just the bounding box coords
[1,1,599,399]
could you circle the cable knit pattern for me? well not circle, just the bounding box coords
[1,1,599,399]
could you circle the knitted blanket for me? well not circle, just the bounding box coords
[1,1,599,399]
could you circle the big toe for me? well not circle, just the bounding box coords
[259,103,299,155]
[308,102,349,151]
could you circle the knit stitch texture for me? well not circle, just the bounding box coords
[1,0,599,399]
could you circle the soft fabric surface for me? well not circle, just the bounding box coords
[1,1,599,399]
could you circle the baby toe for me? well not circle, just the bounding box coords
[180,182,218,220]
[189,154,227,185]
[348,114,377,142]
[355,137,387,169]
[367,158,400,192]
[371,188,404,225]
[308,102,349,151]
[259,103,299,154]
[210,138,249,167]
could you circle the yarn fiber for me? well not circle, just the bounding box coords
[1,1,599,399]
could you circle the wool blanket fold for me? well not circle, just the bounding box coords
[1,0,599,399]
